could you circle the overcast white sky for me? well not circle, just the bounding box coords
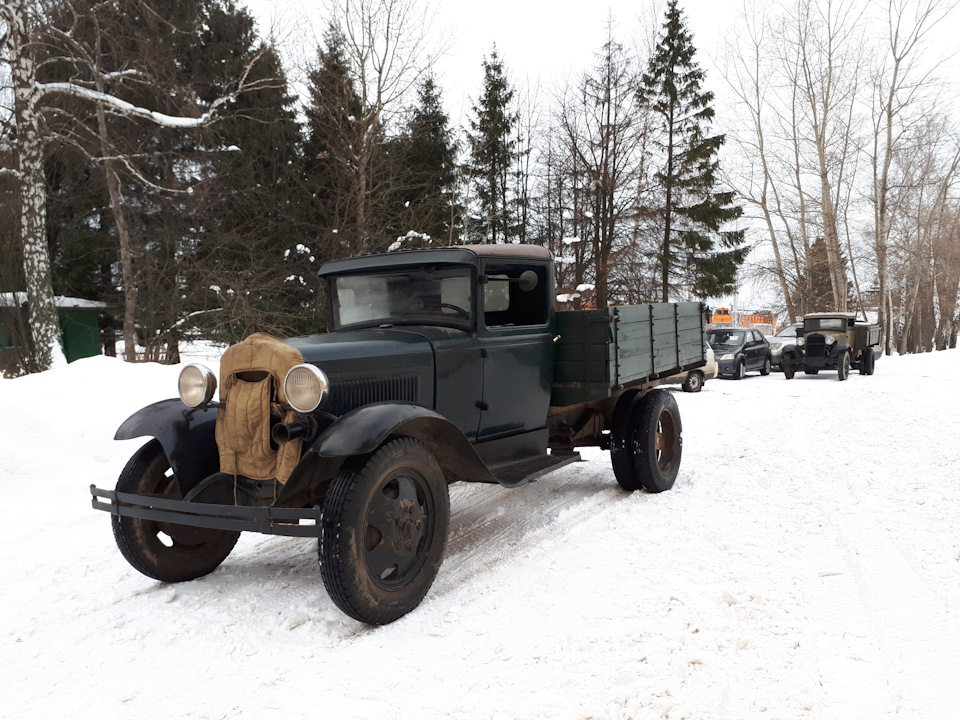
[245,0,736,122]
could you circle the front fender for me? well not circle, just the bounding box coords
[275,403,496,507]
[831,343,851,358]
[114,398,219,495]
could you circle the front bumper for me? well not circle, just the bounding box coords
[90,486,322,537]
[717,358,738,375]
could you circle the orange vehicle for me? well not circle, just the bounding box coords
[712,307,733,324]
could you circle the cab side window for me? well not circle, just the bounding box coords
[482,264,548,327]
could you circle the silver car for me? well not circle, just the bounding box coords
[765,323,802,369]
[660,345,718,392]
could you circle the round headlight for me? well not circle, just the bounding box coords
[825,335,836,345]
[178,363,217,408]
[283,364,329,413]
[796,337,805,346]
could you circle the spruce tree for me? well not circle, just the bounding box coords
[468,47,518,244]
[637,0,747,301]
[395,74,460,246]
[302,23,367,256]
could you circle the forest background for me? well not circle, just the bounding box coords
[1,0,958,374]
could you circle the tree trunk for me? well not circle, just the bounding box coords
[94,91,139,362]
[5,0,66,371]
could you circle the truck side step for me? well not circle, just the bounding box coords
[493,452,582,487]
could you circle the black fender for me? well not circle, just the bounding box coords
[831,343,851,358]
[276,403,496,507]
[114,398,220,496]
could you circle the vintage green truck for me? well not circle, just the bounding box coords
[91,244,707,624]
[781,312,881,381]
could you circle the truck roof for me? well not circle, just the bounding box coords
[804,312,857,319]
[318,244,553,277]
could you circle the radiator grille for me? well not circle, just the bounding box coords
[327,375,419,415]
[805,335,827,358]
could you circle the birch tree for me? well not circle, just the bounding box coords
[0,0,269,368]
[868,0,958,353]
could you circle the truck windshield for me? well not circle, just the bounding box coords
[806,318,846,332]
[330,266,474,329]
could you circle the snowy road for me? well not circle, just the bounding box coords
[2,349,960,719]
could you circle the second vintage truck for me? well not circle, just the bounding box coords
[91,244,707,624]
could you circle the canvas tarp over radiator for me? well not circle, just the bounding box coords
[216,333,304,484]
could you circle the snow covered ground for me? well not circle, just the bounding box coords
[2,347,959,719]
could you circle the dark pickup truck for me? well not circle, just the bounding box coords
[781,312,881,381]
[92,244,707,624]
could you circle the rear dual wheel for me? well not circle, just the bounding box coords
[610,389,682,493]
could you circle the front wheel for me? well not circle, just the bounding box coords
[320,437,449,625]
[610,389,682,493]
[837,351,850,381]
[760,356,772,376]
[733,359,746,380]
[111,440,240,583]
[782,355,795,380]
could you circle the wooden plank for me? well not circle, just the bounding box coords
[550,382,614,406]
[554,359,615,383]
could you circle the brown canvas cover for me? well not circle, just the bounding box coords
[215,333,305,484]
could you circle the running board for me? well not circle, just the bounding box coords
[493,452,582,488]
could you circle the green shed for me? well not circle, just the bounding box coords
[0,293,108,364]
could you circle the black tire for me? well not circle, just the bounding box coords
[733,359,746,380]
[610,390,641,487]
[610,389,682,493]
[112,440,239,583]
[782,355,795,380]
[837,351,850,381]
[861,348,876,376]
[681,371,704,393]
[319,437,449,625]
[760,356,772,376]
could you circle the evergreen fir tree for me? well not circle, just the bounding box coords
[395,74,460,246]
[637,0,747,301]
[302,23,367,256]
[801,237,851,313]
[468,47,518,244]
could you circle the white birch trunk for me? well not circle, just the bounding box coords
[3,0,66,370]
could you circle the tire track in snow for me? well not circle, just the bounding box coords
[431,460,628,597]
[810,488,960,719]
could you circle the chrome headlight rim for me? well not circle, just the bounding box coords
[796,337,805,347]
[178,363,218,408]
[283,364,329,413]
[825,335,837,345]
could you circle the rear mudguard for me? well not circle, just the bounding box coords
[276,402,497,508]
[114,398,219,496]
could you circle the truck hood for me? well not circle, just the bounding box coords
[285,326,467,373]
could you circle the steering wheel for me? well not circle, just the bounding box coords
[436,303,470,318]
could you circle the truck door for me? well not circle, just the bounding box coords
[476,260,554,442]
